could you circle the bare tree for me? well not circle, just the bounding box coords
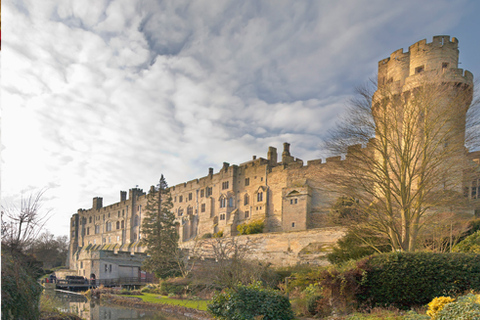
[1,189,51,252]
[324,76,479,252]
[192,236,275,289]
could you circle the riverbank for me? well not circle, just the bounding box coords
[100,293,213,319]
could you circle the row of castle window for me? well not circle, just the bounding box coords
[85,220,126,235]
[174,178,260,203]
[219,210,250,221]
[465,179,480,199]
[176,192,263,216]
[85,208,127,225]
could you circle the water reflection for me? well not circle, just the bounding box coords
[45,289,188,320]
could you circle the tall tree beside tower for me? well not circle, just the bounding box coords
[325,36,479,252]
[141,175,180,278]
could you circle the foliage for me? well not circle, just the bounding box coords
[160,281,185,296]
[402,310,430,320]
[201,233,213,239]
[1,246,43,320]
[357,252,480,309]
[141,175,182,279]
[208,282,294,320]
[213,230,224,238]
[434,293,480,320]
[426,296,455,318]
[26,231,69,269]
[327,229,391,264]
[237,220,265,235]
[452,230,480,253]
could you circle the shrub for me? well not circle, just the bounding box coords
[402,310,430,320]
[357,252,480,309]
[208,282,294,320]
[213,230,224,238]
[306,294,323,315]
[1,248,43,320]
[453,230,480,253]
[160,281,185,296]
[237,220,264,235]
[434,294,480,320]
[426,296,455,318]
[327,230,391,265]
[201,233,213,239]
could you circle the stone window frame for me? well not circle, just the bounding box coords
[244,194,249,206]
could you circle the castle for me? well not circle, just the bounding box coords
[68,36,479,279]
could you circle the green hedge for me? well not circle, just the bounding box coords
[357,252,480,308]
[208,282,294,320]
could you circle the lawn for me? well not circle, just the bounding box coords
[129,293,210,311]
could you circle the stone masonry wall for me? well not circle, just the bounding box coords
[181,227,346,267]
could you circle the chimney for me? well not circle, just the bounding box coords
[267,146,277,166]
[92,197,103,210]
[282,142,294,164]
[223,162,230,171]
[209,167,214,175]
[253,155,257,160]
[120,191,127,201]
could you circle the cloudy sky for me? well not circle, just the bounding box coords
[2,0,480,237]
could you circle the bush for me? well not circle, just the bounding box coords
[357,252,480,309]
[453,230,480,253]
[426,296,455,318]
[208,282,294,320]
[434,294,480,319]
[160,281,185,296]
[327,231,391,265]
[213,230,224,238]
[306,294,323,315]
[201,233,213,239]
[237,220,264,235]
[1,248,43,320]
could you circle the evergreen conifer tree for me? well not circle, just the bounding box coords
[141,175,180,278]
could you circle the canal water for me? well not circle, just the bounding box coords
[45,289,191,320]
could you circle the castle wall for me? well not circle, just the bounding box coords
[181,227,346,267]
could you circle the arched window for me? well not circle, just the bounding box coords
[257,192,263,202]
[178,208,184,216]
[219,198,226,208]
[116,221,120,229]
[187,206,193,215]
[228,197,233,207]
[244,194,249,205]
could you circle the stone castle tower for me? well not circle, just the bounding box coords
[372,36,474,195]
[375,35,473,143]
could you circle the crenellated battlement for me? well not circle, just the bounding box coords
[378,35,473,91]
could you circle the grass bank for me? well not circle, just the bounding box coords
[129,293,210,311]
